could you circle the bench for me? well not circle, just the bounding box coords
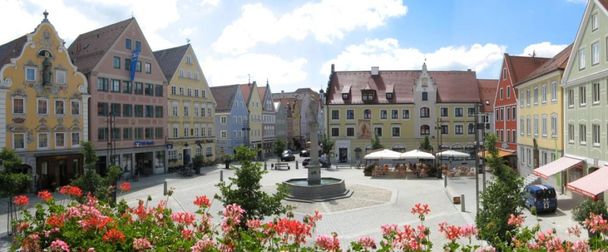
[274,162,290,170]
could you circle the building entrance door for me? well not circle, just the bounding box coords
[339,148,348,163]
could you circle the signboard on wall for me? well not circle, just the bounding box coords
[134,140,154,147]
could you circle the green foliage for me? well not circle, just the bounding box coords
[419,136,433,152]
[484,134,498,157]
[476,133,525,246]
[363,163,375,176]
[71,142,122,202]
[273,139,286,159]
[81,141,98,170]
[573,199,608,224]
[371,134,384,150]
[193,154,205,168]
[216,146,288,221]
[0,148,23,172]
[0,172,31,197]
[320,134,335,163]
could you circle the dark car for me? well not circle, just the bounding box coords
[302,158,310,166]
[281,150,295,161]
[303,155,330,168]
[524,184,557,213]
[300,149,310,157]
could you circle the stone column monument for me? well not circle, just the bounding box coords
[307,96,321,185]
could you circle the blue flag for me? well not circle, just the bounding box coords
[129,48,140,81]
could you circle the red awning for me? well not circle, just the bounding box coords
[567,167,608,199]
[533,157,583,179]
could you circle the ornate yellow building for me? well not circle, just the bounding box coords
[154,44,216,168]
[0,12,89,190]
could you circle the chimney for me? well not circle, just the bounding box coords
[371,66,379,76]
[331,64,335,74]
[467,69,472,72]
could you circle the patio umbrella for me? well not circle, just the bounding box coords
[364,149,402,160]
[436,150,470,158]
[399,149,435,160]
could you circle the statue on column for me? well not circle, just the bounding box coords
[307,96,321,185]
[42,55,53,85]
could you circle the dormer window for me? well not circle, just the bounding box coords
[342,93,349,100]
[386,92,393,100]
[362,90,376,102]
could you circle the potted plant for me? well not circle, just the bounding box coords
[364,163,375,176]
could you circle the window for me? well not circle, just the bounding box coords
[145,63,152,74]
[13,133,25,150]
[512,107,516,120]
[331,128,339,137]
[468,123,475,134]
[187,88,192,96]
[593,124,600,146]
[97,102,108,116]
[392,127,400,137]
[331,110,339,120]
[499,88,503,99]
[568,124,574,143]
[111,79,120,92]
[533,87,539,104]
[145,105,154,118]
[541,84,547,103]
[172,127,178,138]
[507,130,511,142]
[362,90,375,102]
[145,128,153,139]
[172,103,178,116]
[380,110,387,119]
[155,106,163,118]
[123,104,132,117]
[155,85,163,97]
[13,98,24,114]
[507,87,511,98]
[136,61,142,72]
[579,124,587,144]
[495,109,499,121]
[38,133,48,149]
[55,133,65,148]
[500,108,504,121]
[55,100,64,115]
[71,132,80,146]
[171,86,176,95]
[110,103,121,116]
[526,116,531,135]
[420,125,430,135]
[123,81,132,93]
[579,48,586,70]
[113,56,121,69]
[592,13,599,31]
[441,107,448,117]
[346,127,355,137]
[126,38,132,49]
[374,127,383,137]
[135,40,141,50]
[520,118,525,135]
[402,109,409,119]
[155,128,163,139]
[145,83,153,96]
[134,105,143,117]
[346,109,354,120]
[592,42,600,65]
[542,115,547,137]
[37,99,48,115]
[25,67,36,82]
[526,89,531,106]
[97,78,109,91]
[468,107,475,117]
[513,130,517,142]
[568,89,574,107]
[441,125,448,134]
[534,115,539,136]
[179,87,184,95]
[134,82,143,95]
[391,110,398,119]
[422,92,428,101]
[122,128,132,140]
[134,128,143,140]
[502,68,507,80]
[579,86,587,106]
[593,82,600,104]
[551,114,558,137]
[420,107,430,118]
[55,70,66,84]
[194,90,199,97]
[506,107,511,121]
[364,109,372,119]
[551,81,557,101]
[519,94,524,106]
[455,108,463,117]
[455,125,464,135]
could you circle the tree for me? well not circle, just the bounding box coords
[216,146,288,222]
[476,133,525,246]
[72,141,121,203]
[0,148,30,197]
[273,139,286,160]
[0,148,23,172]
[419,136,433,152]
[320,134,335,164]
[371,134,384,150]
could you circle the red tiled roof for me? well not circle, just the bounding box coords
[257,86,266,101]
[599,0,608,11]
[327,69,481,105]
[239,83,254,103]
[504,54,551,84]
[210,84,240,113]
[68,18,133,74]
[478,79,498,112]
[515,44,573,86]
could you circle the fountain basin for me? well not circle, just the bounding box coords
[283,177,351,202]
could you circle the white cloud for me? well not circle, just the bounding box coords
[201,0,221,8]
[213,0,407,54]
[203,54,308,92]
[321,38,506,76]
[520,42,568,58]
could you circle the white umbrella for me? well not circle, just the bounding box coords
[364,149,402,160]
[436,150,470,158]
[400,149,435,160]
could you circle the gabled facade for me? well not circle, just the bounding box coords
[258,82,276,158]
[0,12,89,190]
[494,54,550,154]
[154,44,216,169]
[326,64,482,163]
[515,45,571,179]
[561,0,608,201]
[68,18,168,177]
[240,82,263,159]
[272,88,323,150]
[210,85,248,157]
[478,79,498,137]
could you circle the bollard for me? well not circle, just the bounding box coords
[163,181,168,196]
[461,194,465,212]
[296,161,299,169]
[220,170,224,182]
[444,175,447,188]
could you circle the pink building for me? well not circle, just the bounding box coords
[68,18,168,176]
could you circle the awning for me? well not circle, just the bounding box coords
[533,157,583,179]
[567,167,608,199]
[477,149,516,158]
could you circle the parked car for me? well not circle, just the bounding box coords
[281,150,295,161]
[524,184,557,214]
[300,149,310,157]
[302,156,330,168]
[302,158,310,166]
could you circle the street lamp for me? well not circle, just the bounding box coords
[434,119,443,178]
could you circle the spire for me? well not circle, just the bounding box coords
[422,59,427,72]
[42,10,49,23]
[266,78,269,86]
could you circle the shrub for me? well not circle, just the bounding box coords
[364,164,375,176]
[573,199,608,224]
[0,172,31,197]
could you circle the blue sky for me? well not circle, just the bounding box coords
[1,0,586,92]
